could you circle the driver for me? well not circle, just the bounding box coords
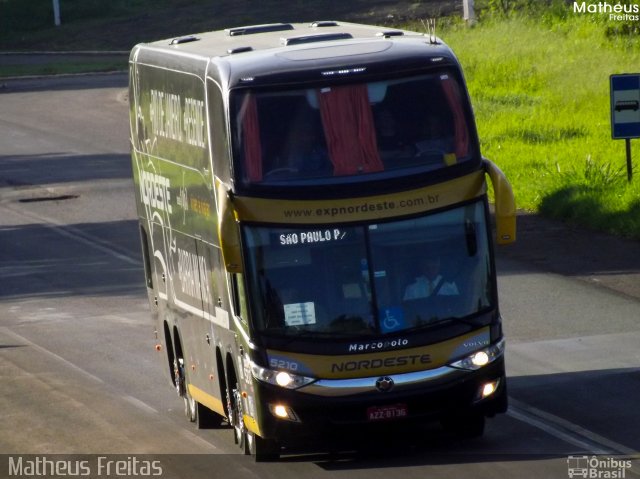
[403,256,459,300]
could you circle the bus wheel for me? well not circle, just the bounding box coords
[184,394,197,423]
[173,358,186,397]
[246,432,280,462]
[174,357,196,423]
[227,384,247,451]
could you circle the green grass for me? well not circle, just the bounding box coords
[0,60,126,78]
[434,12,640,238]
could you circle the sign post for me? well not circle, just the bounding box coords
[463,0,476,24]
[53,0,61,26]
[610,74,640,181]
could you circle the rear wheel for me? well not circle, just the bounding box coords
[184,393,197,423]
[174,356,197,423]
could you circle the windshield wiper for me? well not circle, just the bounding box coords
[262,328,364,342]
[401,315,482,333]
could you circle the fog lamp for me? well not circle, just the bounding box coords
[479,379,499,399]
[273,405,288,418]
[268,403,300,422]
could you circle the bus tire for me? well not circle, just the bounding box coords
[184,393,197,423]
[173,336,195,423]
[226,382,247,450]
[196,401,224,429]
[247,432,280,462]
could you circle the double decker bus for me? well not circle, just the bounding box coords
[129,21,516,460]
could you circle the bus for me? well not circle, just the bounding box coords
[128,20,516,460]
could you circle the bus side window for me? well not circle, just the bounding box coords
[231,273,249,321]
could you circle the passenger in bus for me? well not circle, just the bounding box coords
[374,107,413,154]
[413,115,455,159]
[403,256,459,300]
[280,118,331,176]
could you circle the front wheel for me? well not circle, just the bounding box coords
[226,384,246,450]
[227,382,280,460]
[246,431,280,462]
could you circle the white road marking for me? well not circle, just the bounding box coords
[123,394,159,414]
[508,398,640,477]
[0,326,222,452]
[509,397,638,457]
[0,326,105,385]
[0,202,139,265]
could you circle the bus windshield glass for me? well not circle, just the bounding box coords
[232,71,473,186]
[243,200,493,337]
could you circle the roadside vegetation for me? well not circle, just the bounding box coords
[420,0,640,238]
[2,0,640,237]
[0,58,126,77]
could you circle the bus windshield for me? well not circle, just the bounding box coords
[243,200,493,337]
[232,71,473,186]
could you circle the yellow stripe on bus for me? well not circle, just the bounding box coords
[233,171,485,224]
[188,384,226,417]
[188,384,263,437]
[243,414,262,437]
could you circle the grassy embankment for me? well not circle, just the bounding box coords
[0,0,209,76]
[0,58,126,77]
[425,6,640,237]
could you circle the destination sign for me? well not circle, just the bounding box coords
[278,228,347,246]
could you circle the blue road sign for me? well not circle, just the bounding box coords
[611,74,640,139]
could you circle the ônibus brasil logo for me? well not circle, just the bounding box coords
[567,455,633,478]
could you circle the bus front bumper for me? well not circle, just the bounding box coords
[254,357,507,441]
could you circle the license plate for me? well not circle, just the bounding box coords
[366,404,408,421]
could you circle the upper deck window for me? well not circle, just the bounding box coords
[231,72,473,186]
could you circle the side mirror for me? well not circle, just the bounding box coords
[216,180,243,272]
[484,159,516,245]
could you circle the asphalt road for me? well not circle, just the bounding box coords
[0,74,639,479]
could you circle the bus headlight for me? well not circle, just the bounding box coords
[450,339,505,371]
[250,362,315,389]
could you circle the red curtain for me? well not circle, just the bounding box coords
[317,85,384,176]
[440,75,469,159]
[240,94,263,182]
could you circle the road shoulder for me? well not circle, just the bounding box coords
[499,212,640,301]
